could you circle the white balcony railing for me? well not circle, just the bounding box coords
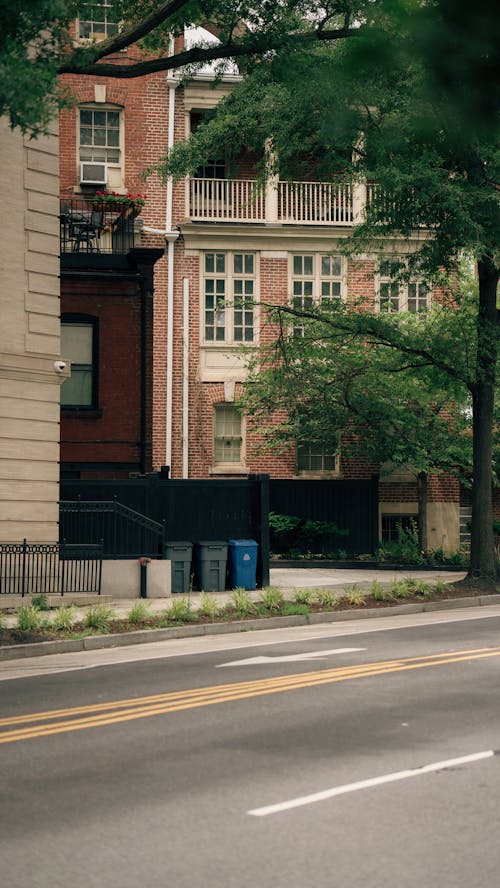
[278,180,354,225]
[189,178,266,222]
[189,177,356,225]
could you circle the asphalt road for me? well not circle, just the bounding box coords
[1,607,500,888]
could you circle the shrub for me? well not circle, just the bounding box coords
[413,581,432,599]
[293,588,312,605]
[0,610,6,630]
[52,604,77,631]
[268,511,348,556]
[166,596,196,623]
[83,604,116,632]
[31,593,49,611]
[370,580,394,602]
[258,586,284,612]
[17,605,43,632]
[344,586,366,607]
[390,579,414,599]
[198,592,221,620]
[229,588,256,617]
[376,520,423,564]
[314,589,339,608]
[432,579,451,595]
[127,601,151,624]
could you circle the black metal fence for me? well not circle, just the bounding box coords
[60,198,137,255]
[59,499,165,559]
[60,475,270,586]
[0,540,103,596]
[269,477,379,555]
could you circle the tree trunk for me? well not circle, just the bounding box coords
[417,471,428,552]
[469,256,499,580]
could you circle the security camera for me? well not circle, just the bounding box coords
[54,361,67,372]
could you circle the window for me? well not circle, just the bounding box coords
[214,404,243,465]
[203,252,256,344]
[191,112,226,181]
[60,318,97,409]
[291,253,344,336]
[297,442,339,474]
[378,260,430,313]
[79,107,121,167]
[78,1,118,40]
[381,514,418,542]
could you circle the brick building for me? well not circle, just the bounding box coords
[58,17,462,552]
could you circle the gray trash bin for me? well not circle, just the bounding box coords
[196,541,228,592]
[164,541,193,594]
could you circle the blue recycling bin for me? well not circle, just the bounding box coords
[228,539,258,590]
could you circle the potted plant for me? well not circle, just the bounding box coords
[92,191,147,216]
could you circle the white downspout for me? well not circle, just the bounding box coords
[165,58,179,472]
[182,277,190,478]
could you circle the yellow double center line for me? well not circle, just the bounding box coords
[2,646,500,745]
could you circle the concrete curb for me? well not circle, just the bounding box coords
[1,595,500,662]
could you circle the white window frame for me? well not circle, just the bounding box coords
[78,104,123,188]
[376,259,431,313]
[201,251,258,346]
[290,253,346,336]
[213,403,244,468]
[77,1,119,42]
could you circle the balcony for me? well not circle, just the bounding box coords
[189,178,360,225]
[60,199,140,262]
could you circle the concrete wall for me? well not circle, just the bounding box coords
[101,560,171,598]
[0,118,64,541]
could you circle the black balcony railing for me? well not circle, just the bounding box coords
[60,198,139,255]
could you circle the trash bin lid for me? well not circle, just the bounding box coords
[197,541,227,546]
[228,539,258,547]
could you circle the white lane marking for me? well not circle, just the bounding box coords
[248,750,496,817]
[217,647,365,667]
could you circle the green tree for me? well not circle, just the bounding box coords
[159,1,499,580]
[4,1,498,576]
[240,281,474,552]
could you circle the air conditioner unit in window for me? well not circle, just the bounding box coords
[80,162,108,185]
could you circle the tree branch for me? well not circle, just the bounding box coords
[58,23,361,77]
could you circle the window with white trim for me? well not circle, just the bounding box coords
[214,404,243,465]
[78,1,118,40]
[79,106,123,189]
[378,259,430,313]
[203,252,256,344]
[291,253,344,336]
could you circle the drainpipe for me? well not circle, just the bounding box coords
[182,277,190,478]
[165,52,179,474]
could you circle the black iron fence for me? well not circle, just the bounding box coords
[60,198,138,255]
[0,540,103,596]
[59,499,166,559]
